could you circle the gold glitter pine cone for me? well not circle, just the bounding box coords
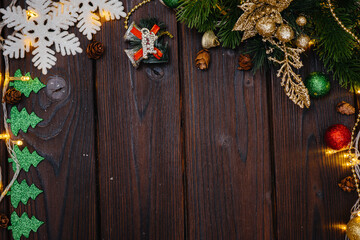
[3,88,22,104]
[86,41,105,60]
[195,49,210,70]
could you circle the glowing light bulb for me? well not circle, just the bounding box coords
[0,134,10,139]
[26,10,38,19]
[326,149,336,154]
[14,140,23,146]
[9,76,30,81]
[21,76,30,81]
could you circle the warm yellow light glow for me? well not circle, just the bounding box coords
[335,224,347,231]
[326,149,336,154]
[14,140,23,146]
[9,76,30,81]
[101,10,111,20]
[26,10,38,19]
[357,89,360,94]
[344,153,350,158]
[0,134,10,139]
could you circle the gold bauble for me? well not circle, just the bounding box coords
[347,217,360,240]
[201,30,220,49]
[296,34,311,49]
[256,17,277,37]
[296,16,307,27]
[276,24,294,42]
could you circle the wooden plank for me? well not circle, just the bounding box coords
[2,1,98,239]
[96,2,184,239]
[180,27,273,239]
[271,54,356,239]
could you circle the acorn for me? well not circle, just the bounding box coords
[201,31,220,49]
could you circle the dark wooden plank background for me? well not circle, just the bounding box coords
[0,2,358,240]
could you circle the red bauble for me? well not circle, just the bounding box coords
[324,124,351,150]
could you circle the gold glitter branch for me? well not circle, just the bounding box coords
[267,38,310,108]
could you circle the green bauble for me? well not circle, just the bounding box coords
[305,72,331,98]
[160,0,179,8]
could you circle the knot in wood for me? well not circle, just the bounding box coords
[46,75,69,101]
[146,67,164,81]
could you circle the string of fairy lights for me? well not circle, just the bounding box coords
[0,0,32,203]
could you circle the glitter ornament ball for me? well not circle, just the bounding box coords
[276,24,294,42]
[296,34,311,49]
[347,216,360,240]
[305,72,331,98]
[296,16,307,26]
[324,124,351,150]
[160,0,179,8]
[256,17,277,37]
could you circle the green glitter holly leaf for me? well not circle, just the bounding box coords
[7,180,43,208]
[8,145,44,172]
[8,212,43,240]
[6,106,43,136]
[9,69,46,97]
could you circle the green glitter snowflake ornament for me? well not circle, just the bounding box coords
[8,212,43,240]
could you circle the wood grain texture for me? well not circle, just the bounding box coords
[96,2,184,240]
[180,26,273,240]
[270,54,356,240]
[2,1,98,239]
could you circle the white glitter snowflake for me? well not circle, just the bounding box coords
[0,0,82,75]
[68,0,127,40]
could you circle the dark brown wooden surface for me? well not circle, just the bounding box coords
[0,2,358,240]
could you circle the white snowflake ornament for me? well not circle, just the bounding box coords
[68,0,127,40]
[0,0,82,75]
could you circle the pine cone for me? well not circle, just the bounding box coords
[0,214,9,228]
[336,101,355,115]
[238,54,253,71]
[338,176,356,192]
[195,49,210,70]
[86,41,104,60]
[3,88,22,104]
